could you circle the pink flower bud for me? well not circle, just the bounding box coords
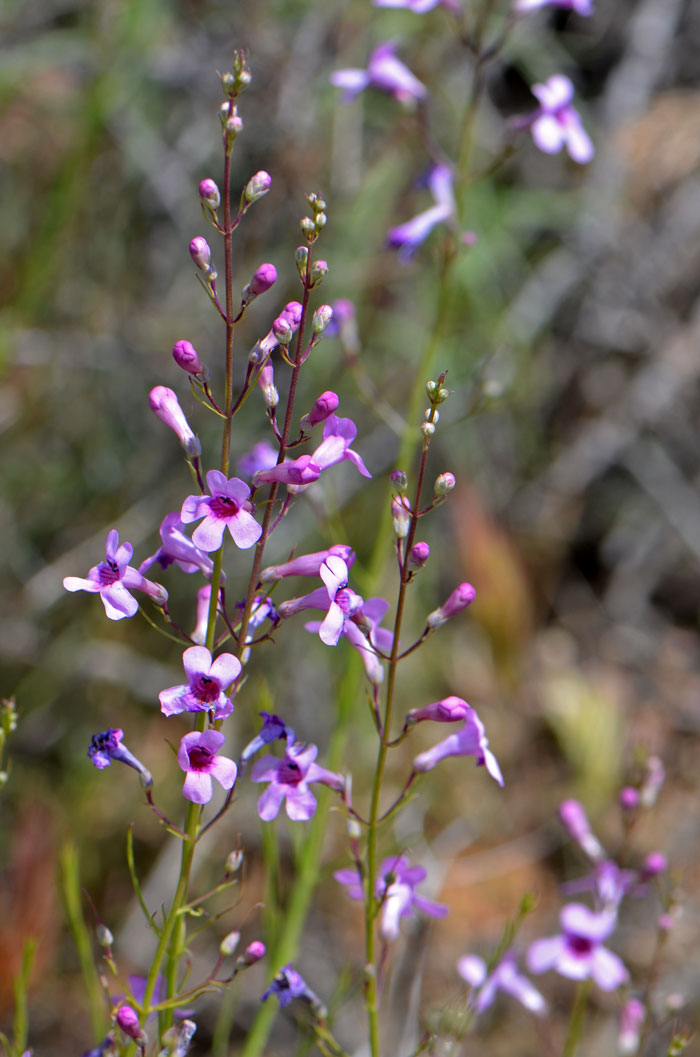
[245,262,277,300]
[392,495,411,538]
[408,541,430,569]
[189,236,214,274]
[312,304,333,334]
[243,940,266,965]
[391,469,409,492]
[434,471,456,496]
[245,170,272,202]
[558,799,604,861]
[310,259,328,285]
[618,998,645,1056]
[199,178,221,209]
[619,785,640,811]
[281,301,303,328]
[426,582,476,628]
[408,696,471,724]
[301,391,339,430]
[172,339,206,376]
[258,364,278,408]
[641,852,667,879]
[116,1005,144,1042]
[149,386,201,459]
[272,316,293,345]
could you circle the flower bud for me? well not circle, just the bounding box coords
[434,472,456,496]
[242,262,277,304]
[390,469,409,492]
[421,421,435,439]
[300,391,339,430]
[225,114,244,139]
[226,848,244,874]
[189,236,214,275]
[245,170,271,203]
[558,799,604,861]
[310,259,328,286]
[408,542,430,569]
[258,364,279,408]
[619,786,640,812]
[116,1006,145,1043]
[242,940,266,965]
[295,245,309,280]
[198,178,220,209]
[272,316,293,346]
[219,100,232,125]
[427,583,476,628]
[300,216,316,239]
[640,756,665,807]
[220,930,241,957]
[96,924,113,947]
[149,386,201,459]
[307,193,326,214]
[172,339,206,376]
[425,408,439,423]
[618,999,645,1056]
[392,496,411,539]
[426,379,449,404]
[281,301,303,328]
[312,304,333,335]
[641,852,667,879]
[315,212,327,228]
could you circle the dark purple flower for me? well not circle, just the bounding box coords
[241,712,297,763]
[88,728,151,787]
[159,645,241,720]
[177,730,237,805]
[527,903,628,990]
[411,698,503,785]
[64,529,168,620]
[426,582,476,628]
[261,965,324,1014]
[524,75,594,163]
[457,950,547,1015]
[331,43,427,106]
[181,470,262,551]
[251,742,344,821]
[138,513,215,579]
[335,854,447,942]
[388,165,456,259]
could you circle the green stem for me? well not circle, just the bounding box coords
[562,979,591,1057]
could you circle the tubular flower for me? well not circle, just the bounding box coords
[331,42,427,106]
[253,415,371,489]
[159,645,241,720]
[251,741,344,821]
[411,698,503,785]
[64,529,167,620]
[138,513,216,579]
[335,855,447,942]
[88,728,152,786]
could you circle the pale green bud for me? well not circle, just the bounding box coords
[220,930,241,957]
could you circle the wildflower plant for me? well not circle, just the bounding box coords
[12,1,684,1055]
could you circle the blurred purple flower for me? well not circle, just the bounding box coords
[457,950,547,1015]
[64,529,168,620]
[177,730,237,805]
[515,0,592,13]
[240,712,297,764]
[159,645,241,720]
[335,854,447,943]
[237,440,278,480]
[181,470,262,551]
[139,513,215,579]
[251,742,344,821]
[375,0,460,10]
[331,42,427,106]
[527,903,628,990]
[388,165,456,259]
[262,965,324,1013]
[524,75,594,163]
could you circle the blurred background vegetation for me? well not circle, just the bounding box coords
[2,0,700,1053]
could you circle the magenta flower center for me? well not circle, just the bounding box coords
[278,760,303,786]
[188,746,214,771]
[192,674,221,704]
[97,559,121,586]
[210,494,240,519]
[335,588,359,615]
[567,933,594,958]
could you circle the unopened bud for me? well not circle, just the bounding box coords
[425,408,439,424]
[226,849,244,874]
[198,178,220,209]
[272,316,293,346]
[310,260,328,286]
[225,114,244,140]
[189,236,214,276]
[300,217,316,239]
[640,756,665,807]
[312,304,333,335]
[426,378,449,403]
[390,469,409,492]
[641,852,667,879]
[242,263,277,304]
[421,421,435,439]
[96,924,113,947]
[315,212,327,228]
[300,391,339,430]
[116,1006,145,1043]
[149,386,201,459]
[392,496,411,538]
[172,339,206,376]
[245,171,271,203]
[408,542,430,569]
[219,100,232,125]
[295,246,309,280]
[220,930,241,957]
[427,582,476,628]
[434,472,456,496]
[618,998,645,1056]
[242,940,266,965]
[307,193,326,214]
[258,364,279,408]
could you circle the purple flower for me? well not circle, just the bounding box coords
[149,386,201,459]
[260,545,354,583]
[181,470,262,551]
[172,340,206,376]
[88,728,152,786]
[251,742,344,821]
[335,855,447,943]
[558,799,604,861]
[262,966,324,1013]
[317,555,365,646]
[426,582,476,628]
[237,441,278,480]
[527,904,628,990]
[515,0,592,13]
[411,699,503,785]
[115,1006,144,1043]
[64,529,168,621]
[526,75,594,164]
[388,165,456,259]
[331,43,427,106]
[457,951,547,1015]
[177,730,237,805]
[253,415,371,488]
[159,645,241,720]
[618,998,645,1055]
[374,0,461,10]
[138,513,216,579]
[300,391,340,431]
[241,712,297,763]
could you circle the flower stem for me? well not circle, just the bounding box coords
[562,979,591,1057]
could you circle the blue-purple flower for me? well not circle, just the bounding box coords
[181,470,262,551]
[139,513,216,579]
[335,854,447,943]
[159,645,241,720]
[177,730,237,805]
[64,529,168,620]
[527,903,628,990]
[388,165,457,259]
[251,742,344,821]
[457,950,547,1015]
[262,965,325,1014]
[88,728,152,786]
[331,42,426,106]
[524,75,594,163]
[240,711,297,764]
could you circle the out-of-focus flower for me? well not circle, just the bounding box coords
[64,529,167,620]
[262,965,325,1014]
[618,997,645,1055]
[527,904,628,990]
[388,165,457,259]
[237,441,278,480]
[253,415,371,488]
[251,742,344,821]
[159,645,241,720]
[457,950,547,1015]
[515,0,593,14]
[139,513,215,579]
[181,470,262,551]
[523,75,594,163]
[411,699,503,785]
[177,731,237,805]
[331,43,427,106]
[335,855,447,942]
[559,799,605,861]
[240,712,297,763]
